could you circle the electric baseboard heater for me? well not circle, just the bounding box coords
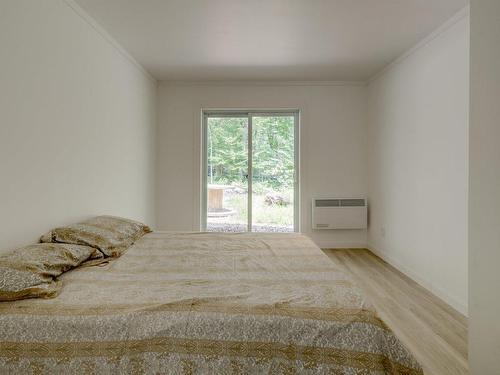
[312,198,367,229]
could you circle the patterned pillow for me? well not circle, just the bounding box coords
[40,215,152,257]
[0,243,95,301]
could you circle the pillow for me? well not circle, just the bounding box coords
[0,243,95,301]
[79,247,111,268]
[40,215,151,257]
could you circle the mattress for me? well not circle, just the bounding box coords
[0,232,422,374]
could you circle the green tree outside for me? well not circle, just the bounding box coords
[207,116,294,190]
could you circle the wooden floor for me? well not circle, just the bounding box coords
[323,249,468,375]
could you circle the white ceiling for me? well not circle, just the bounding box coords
[74,0,468,82]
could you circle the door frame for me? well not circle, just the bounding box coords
[201,109,300,232]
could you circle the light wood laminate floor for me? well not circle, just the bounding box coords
[323,249,468,375]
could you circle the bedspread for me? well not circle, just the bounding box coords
[0,232,422,374]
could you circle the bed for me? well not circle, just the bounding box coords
[0,231,422,374]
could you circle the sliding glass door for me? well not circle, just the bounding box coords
[202,111,299,233]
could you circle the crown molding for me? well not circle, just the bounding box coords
[368,5,470,84]
[160,80,366,87]
[61,1,469,89]
[62,0,157,84]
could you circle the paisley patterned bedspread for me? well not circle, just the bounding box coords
[0,232,422,374]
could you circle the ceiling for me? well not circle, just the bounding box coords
[74,0,468,82]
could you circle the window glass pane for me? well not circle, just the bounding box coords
[251,116,295,232]
[206,117,248,232]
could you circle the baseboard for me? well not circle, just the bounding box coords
[367,244,468,316]
[315,241,368,249]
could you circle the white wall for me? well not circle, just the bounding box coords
[366,12,469,314]
[469,0,500,372]
[0,0,157,253]
[156,83,367,248]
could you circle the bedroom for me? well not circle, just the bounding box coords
[0,0,498,374]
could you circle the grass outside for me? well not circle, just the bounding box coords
[207,182,293,228]
[226,192,293,226]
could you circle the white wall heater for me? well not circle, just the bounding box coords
[312,198,367,230]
